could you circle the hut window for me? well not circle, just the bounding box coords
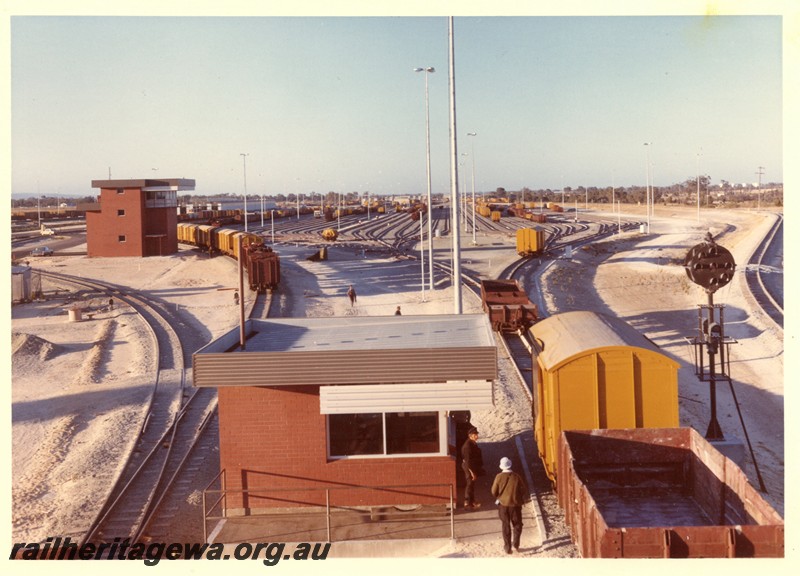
[328,412,440,458]
[328,413,383,456]
[386,412,438,454]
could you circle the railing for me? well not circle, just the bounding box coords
[202,473,455,543]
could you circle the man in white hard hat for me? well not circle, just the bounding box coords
[491,456,527,554]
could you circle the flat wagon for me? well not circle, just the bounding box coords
[480,279,538,332]
[558,427,784,558]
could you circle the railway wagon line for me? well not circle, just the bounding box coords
[177,222,280,293]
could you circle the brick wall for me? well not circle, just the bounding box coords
[86,187,177,257]
[87,188,145,257]
[217,385,456,511]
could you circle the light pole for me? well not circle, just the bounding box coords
[460,154,468,229]
[467,132,477,245]
[419,213,426,302]
[756,166,765,209]
[643,143,651,233]
[448,16,462,314]
[611,172,615,207]
[415,66,436,290]
[696,152,701,223]
[240,153,249,232]
[270,210,275,243]
[261,195,265,227]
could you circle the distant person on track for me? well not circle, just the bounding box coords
[395,306,402,316]
[234,291,239,306]
[108,297,114,311]
[492,456,527,554]
[347,285,357,306]
[461,427,484,509]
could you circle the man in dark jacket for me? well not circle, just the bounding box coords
[491,456,527,554]
[461,427,483,509]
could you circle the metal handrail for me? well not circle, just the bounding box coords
[202,469,227,542]
[202,477,455,542]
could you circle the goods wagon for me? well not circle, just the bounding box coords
[490,211,502,222]
[244,244,281,292]
[176,222,280,293]
[480,279,538,332]
[529,311,679,482]
[516,227,546,257]
[558,428,783,558]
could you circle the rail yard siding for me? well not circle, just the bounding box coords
[217,385,454,512]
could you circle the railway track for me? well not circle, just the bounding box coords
[36,270,223,550]
[744,214,783,329]
[139,288,274,543]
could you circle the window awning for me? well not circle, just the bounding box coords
[319,381,494,414]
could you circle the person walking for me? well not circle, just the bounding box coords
[347,285,357,306]
[491,456,527,554]
[461,427,484,509]
[394,306,402,316]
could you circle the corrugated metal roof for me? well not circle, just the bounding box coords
[530,310,674,371]
[193,314,497,388]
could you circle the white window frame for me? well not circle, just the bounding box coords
[326,411,447,460]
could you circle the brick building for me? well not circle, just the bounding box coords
[83,178,195,257]
[193,315,496,516]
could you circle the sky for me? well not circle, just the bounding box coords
[4,1,795,199]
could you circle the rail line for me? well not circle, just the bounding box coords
[744,214,783,329]
[35,270,223,549]
[139,288,274,542]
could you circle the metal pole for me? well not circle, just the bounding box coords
[468,132,477,245]
[424,69,435,290]
[448,16,462,314]
[271,210,274,243]
[696,152,701,223]
[705,296,723,440]
[415,66,436,291]
[238,236,246,350]
[419,215,426,301]
[326,489,331,542]
[261,195,264,228]
[240,153,249,233]
[450,484,455,539]
[643,143,650,233]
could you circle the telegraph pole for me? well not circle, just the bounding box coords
[756,166,765,209]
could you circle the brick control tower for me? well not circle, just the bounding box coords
[83,178,195,257]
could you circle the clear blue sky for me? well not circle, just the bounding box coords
[6,4,791,198]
